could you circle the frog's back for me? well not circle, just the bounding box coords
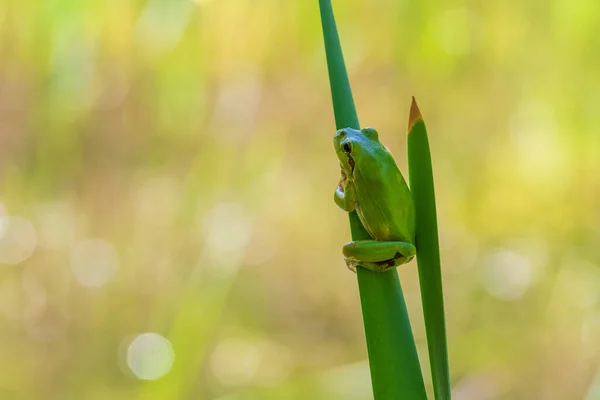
[354,149,415,244]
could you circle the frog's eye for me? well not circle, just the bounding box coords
[342,142,352,153]
[361,127,378,139]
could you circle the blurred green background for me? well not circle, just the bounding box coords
[0,0,599,399]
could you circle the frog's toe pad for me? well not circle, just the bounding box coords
[344,258,358,273]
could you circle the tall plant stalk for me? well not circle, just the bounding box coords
[318,1,427,398]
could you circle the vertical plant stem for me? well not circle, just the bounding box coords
[407,98,451,400]
[319,1,427,398]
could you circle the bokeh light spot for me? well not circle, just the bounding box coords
[481,249,532,300]
[36,202,77,250]
[254,340,292,386]
[0,215,38,265]
[70,239,119,287]
[210,338,260,387]
[127,332,175,380]
[202,203,253,267]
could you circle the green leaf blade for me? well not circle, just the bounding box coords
[407,97,451,400]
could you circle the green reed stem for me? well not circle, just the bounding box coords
[319,1,427,398]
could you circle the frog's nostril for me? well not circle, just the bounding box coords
[337,129,346,137]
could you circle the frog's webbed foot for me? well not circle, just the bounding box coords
[342,240,416,273]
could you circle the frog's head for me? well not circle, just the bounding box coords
[334,127,379,178]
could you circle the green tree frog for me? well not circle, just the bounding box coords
[334,127,416,272]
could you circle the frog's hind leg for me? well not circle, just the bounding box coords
[343,240,416,272]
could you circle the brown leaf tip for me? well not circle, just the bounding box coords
[408,96,423,131]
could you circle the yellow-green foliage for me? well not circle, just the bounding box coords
[0,0,598,399]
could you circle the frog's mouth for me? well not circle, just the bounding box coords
[340,155,354,181]
[347,155,355,173]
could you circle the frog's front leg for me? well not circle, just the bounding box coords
[334,172,356,212]
[342,240,416,272]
